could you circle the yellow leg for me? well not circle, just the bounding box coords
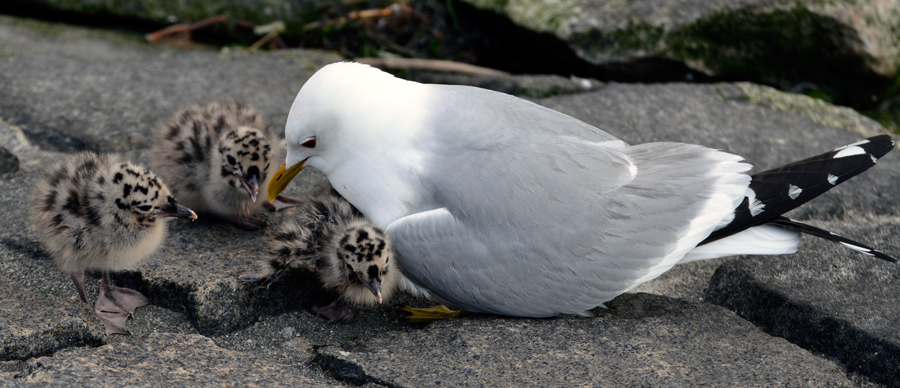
[402,305,467,323]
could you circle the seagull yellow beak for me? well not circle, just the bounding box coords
[267,158,306,202]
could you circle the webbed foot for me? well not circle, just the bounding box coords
[402,305,467,323]
[93,272,149,335]
[312,300,354,324]
[264,195,303,212]
[227,214,269,230]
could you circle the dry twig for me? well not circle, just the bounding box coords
[354,58,509,77]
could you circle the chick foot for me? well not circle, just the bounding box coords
[264,194,304,212]
[94,272,149,335]
[312,300,355,324]
[225,213,269,230]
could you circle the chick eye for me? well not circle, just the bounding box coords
[136,205,153,212]
[226,155,236,165]
[345,263,352,271]
[301,137,316,148]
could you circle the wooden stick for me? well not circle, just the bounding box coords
[145,15,229,44]
[354,58,510,77]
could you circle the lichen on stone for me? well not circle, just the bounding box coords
[721,82,887,138]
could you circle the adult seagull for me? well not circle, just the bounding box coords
[268,62,895,318]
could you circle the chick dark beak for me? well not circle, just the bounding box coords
[237,173,259,203]
[159,203,198,220]
[360,276,383,303]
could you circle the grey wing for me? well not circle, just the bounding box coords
[389,138,750,317]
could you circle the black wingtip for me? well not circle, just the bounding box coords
[861,135,894,158]
[871,250,898,263]
[771,217,897,263]
[702,136,895,245]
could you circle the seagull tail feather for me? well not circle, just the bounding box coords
[700,135,894,261]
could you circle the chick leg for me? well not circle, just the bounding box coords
[72,271,130,334]
[312,300,355,324]
[68,272,89,304]
[264,195,303,212]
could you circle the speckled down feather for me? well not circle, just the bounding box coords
[30,153,180,273]
[263,189,400,305]
[152,101,278,219]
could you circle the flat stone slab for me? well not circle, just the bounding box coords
[14,333,332,387]
[318,293,852,387]
[0,249,105,361]
[0,15,341,152]
[707,219,900,387]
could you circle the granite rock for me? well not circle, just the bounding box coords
[0,15,341,152]
[318,293,854,387]
[15,333,333,387]
[708,219,900,387]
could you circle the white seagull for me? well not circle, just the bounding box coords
[268,62,896,318]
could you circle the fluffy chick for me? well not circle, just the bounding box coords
[30,152,197,334]
[152,101,298,230]
[245,189,399,322]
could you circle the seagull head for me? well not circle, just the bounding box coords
[267,62,430,210]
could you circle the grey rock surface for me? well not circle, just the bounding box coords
[707,219,900,387]
[0,13,898,387]
[462,0,900,94]
[15,333,332,387]
[0,15,341,152]
[319,293,853,387]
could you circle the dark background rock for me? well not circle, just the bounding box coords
[0,147,18,176]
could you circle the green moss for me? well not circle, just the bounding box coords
[569,21,665,61]
[666,4,872,87]
[464,0,578,34]
[723,83,886,138]
[862,109,900,135]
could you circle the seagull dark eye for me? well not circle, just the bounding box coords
[301,137,316,148]
[226,155,236,165]
[136,205,152,212]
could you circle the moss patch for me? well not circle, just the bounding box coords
[568,20,666,62]
[721,83,886,138]
[666,4,874,90]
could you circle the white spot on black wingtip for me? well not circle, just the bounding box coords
[833,146,866,159]
[834,139,871,151]
[871,154,878,163]
[839,241,874,255]
[827,174,838,185]
[788,184,802,200]
[745,188,765,217]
